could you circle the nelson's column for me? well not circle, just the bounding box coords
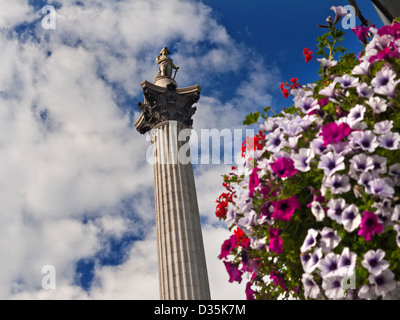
[135,47,211,300]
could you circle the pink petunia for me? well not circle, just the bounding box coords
[358,211,384,241]
[319,122,352,146]
[270,158,298,178]
[223,261,243,284]
[269,227,283,254]
[249,167,260,197]
[271,195,301,222]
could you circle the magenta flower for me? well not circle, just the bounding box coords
[270,158,298,178]
[223,261,243,283]
[249,167,259,197]
[378,23,400,39]
[218,235,238,260]
[269,227,283,254]
[352,26,370,44]
[319,122,352,146]
[270,271,288,291]
[245,281,256,300]
[271,195,301,222]
[358,211,384,241]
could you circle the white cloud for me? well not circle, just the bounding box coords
[0,0,279,300]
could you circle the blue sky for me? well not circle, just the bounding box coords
[0,0,387,300]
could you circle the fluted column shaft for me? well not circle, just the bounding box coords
[151,120,210,300]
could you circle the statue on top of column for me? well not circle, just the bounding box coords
[153,47,179,84]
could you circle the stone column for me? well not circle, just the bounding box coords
[135,80,211,300]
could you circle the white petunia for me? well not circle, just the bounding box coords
[394,225,400,248]
[311,201,325,222]
[378,131,400,150]
[362,249,390,275]
[295,96,320,114]
[358,285,378,300]
[349,153,374,173]
[292,148,314,172]
[335,74,359,89]
[370,154,387,175]
[301,247,322,274]
[302,273,321,299]
[338,247,357,278]
[389,163,400,186]
[322,276,345,300]
[324,174,351,194]
[356,83,374,98]
[310,136,327,155]
[347,104,366,128]
[342,204,362,232]
[352,60,370,76]
[374,120,393,134]
[369,269,397,297]
[318,152,345,176]
[265,129,286,153]
[366,96,387,114]
[327,198,347,224]
[319,252,340,277]
[367,178,395,198]
[392,205,400,222]
[301,228,319,253]
[371,66,400,98]
[320,227,341,253]
[349,130,379,153]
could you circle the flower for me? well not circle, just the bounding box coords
[269,227,283,254]
[327,198,347,224]
[371,66,400,98]
[320,227,341,253]
[323,174,351,194]
[330,5,349,22]
[349,130,379,153]
[292,148,314,172]
[318,151,345,176]
[311,201,325,222]
[369,270,397,297]
[347,104,366,127]
[301,228,319,253]
[280,82,290,98]
[319,252,340,277]
[334,74,359,89]
[356,83,374,98]
[342,204,362,232]
[248,167,259,197]
[352,26,371,44]
[352,60,370,76]
[295,96,319,114]
[271,195,300,222]
[358,211,384,241]
[245,282,256,300]
[301,248,322,273]
[349,153,374,173]
[366,96,388,113]
[338,247,357,277]
[219,235,238,259]
[367,178,395,198]
[270,271,287,291]
[319,122,352,146]
[223,261,243,283]
[374,120,393,134]
[303,48,313,63]
[318,58,337,69]
[270,157,297,178]
[302,273,321,299]
[361,249,390,275]
[265,129,286,152]
[378,131,400,150]
[322,276,345,299]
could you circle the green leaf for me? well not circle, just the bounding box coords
[243,111,261,126]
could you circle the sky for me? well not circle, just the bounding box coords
[0,0,385,300]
